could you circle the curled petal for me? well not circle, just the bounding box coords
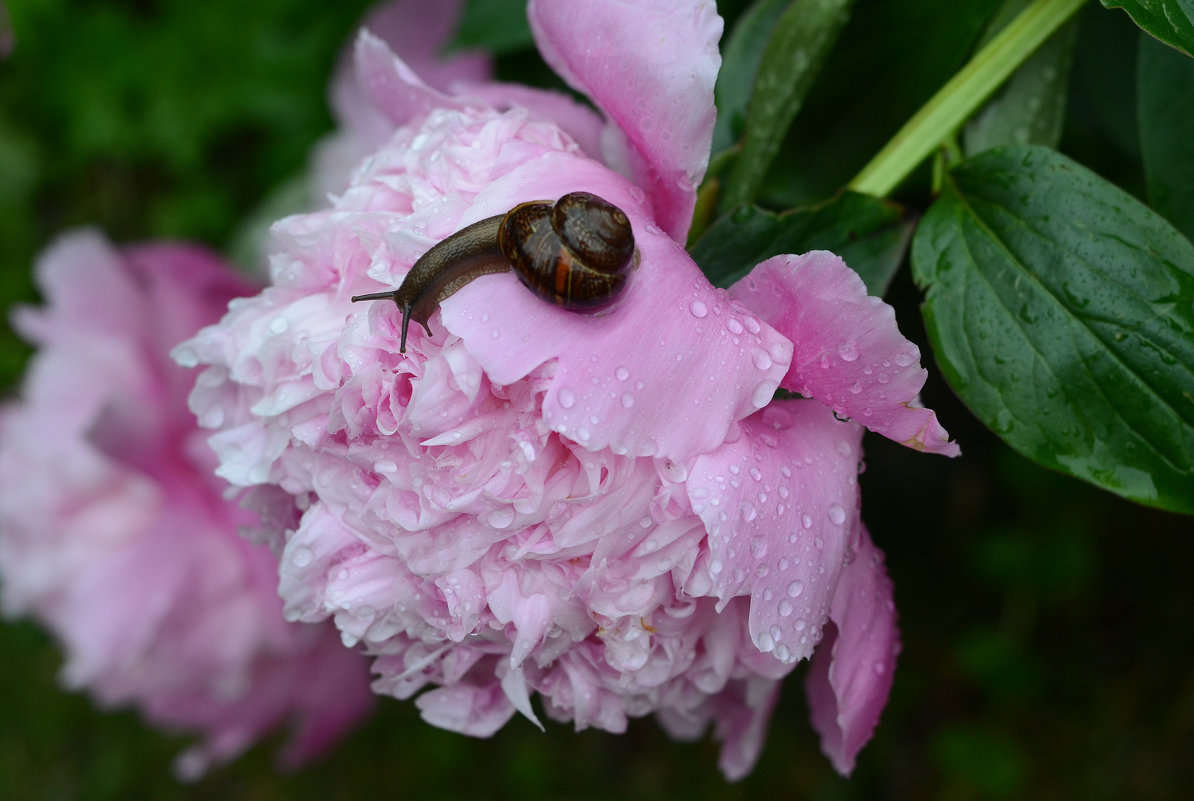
[686,400,864,665]
[805,523,900,775]
[730,251,960,456]
[528,0,722,241]
[354,31,471,130]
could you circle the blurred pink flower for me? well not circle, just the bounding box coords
[176,0,957,779]
[0,231,374,779]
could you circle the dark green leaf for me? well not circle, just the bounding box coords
[451,0,535,55]
[1099,0,1194,57]
[912,145,1194,513]
[720,0,855,209]
[1138,31,1194,241]
[712,0,791,154]
[690,191,913,294]
[964,0,1078,154]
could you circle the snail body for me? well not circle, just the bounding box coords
[352,192,636,352]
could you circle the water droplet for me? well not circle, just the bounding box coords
[689,300,708,318]
[558,388,576,408]
[775,643,792,662]
[620,392,635,408]
[838,340,859,362]
[749,534,767,556]
[827,504,846,525]
[710,558,724,575]
[895,350,916,367]
[486,507,516,528]
[743,316,761,334]
[751,379,779,409]
[778,599,793,617]
[615,366,630,381]
[786,579,804,598]
[749,467,763,481]
[751,348,773,370]
[576,427,591,442]
[836,440,852,458]
[794,618,807,631]
[291,546,314,568]
[801,513,813,530]
[757,631,775,652]
[270,316,289,335]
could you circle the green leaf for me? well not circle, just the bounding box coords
[1099,0,1194,57]
[720,0,856,210]
[1138,30,1194,241]
[912,145,1194,513]
[450,0,535,55]
[964,0,1078,154]
[712,0,791,154]
[690,191,913,294]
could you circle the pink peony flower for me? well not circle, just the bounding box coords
[0,231,374,779]
[176,0,958,779]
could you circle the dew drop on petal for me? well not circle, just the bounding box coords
[801,513,813,529]
[786,579,804,598]
[751,379,779,409]
[751,348,773,370]
[620,392,635,408]
[615,366,630,381]
[778,599,793,617]
[827,503,847,525]
[558,388,576,408]
[291,546,314,568]
[838,340,860,362]
[689,300,708,318]
[270,316,289,335]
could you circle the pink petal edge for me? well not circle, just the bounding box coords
[730,251,960,456]
[805,523,900,775]
[528,0,722,242]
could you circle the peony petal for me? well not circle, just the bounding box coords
[463,81,605,161]
[528,0,722,241]
[805,523,900,775]
[730,251,960,456]
[435,153,791,464]
[317,1,493,199]
[353,31,471,130]
[686,400,864,665]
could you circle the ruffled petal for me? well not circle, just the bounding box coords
[463,81,605,161]
[805,523,900,775]
[353,31,471,130]
[686,400,864,664]
[730,251,960,456]
[528,0,722,241]
[436,153,791,464]
[317,1,493,198]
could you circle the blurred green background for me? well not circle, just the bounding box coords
[1,1,1191,799]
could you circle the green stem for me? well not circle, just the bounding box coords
[848,0,1088,198]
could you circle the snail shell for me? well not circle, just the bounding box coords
[351,192,637,352]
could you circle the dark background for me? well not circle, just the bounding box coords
[2,1,1190,798]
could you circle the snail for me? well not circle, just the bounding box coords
[352,191,637,352]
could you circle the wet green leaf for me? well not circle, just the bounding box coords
[720,0,855,209]
[912,145,1194,513]
[1099,0,1194,56]
[1138,30,1194,241]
